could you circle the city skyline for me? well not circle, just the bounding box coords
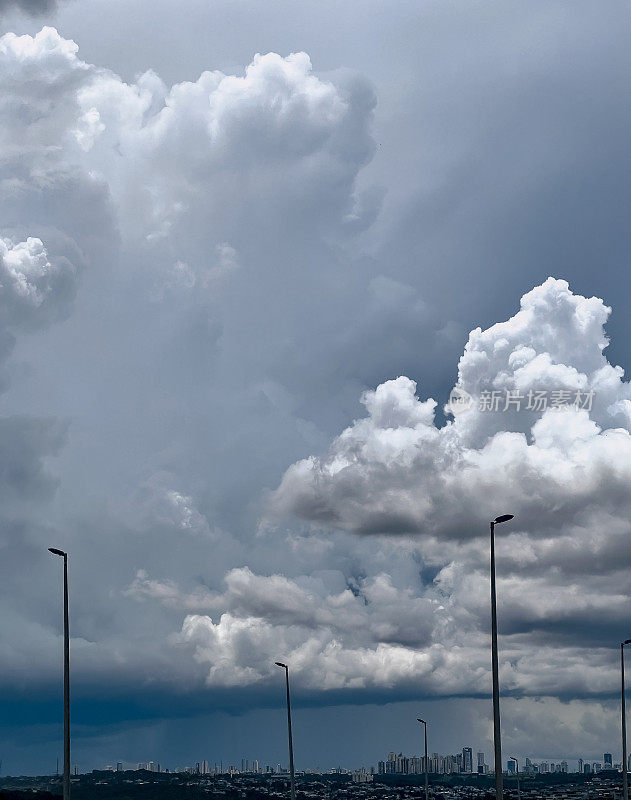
[10,751,631,780]
[23,745,631,780]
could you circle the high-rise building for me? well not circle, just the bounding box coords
[116,762,123,772]
[395,754,409,774]
[507,759,516,774]
[584,763,591,774]
[409,757,423,775]
[604,754,613,769]
[578,759,583,774]
[477,752,485,775]
[463,748,473,773]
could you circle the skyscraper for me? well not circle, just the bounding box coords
[463,748,473,773]
[604,754,612,769]
[477,752,485,775]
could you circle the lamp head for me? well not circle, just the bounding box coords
[417,718,425,725]
[494,514,514,524]
[275,661,287,669]
[48,547,66,557]
[624,639,631,646]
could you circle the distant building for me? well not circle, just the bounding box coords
[578,759,583,774]
[604,753,613,768]
[507,759,516,774]
[463,748,473,773]
[352,769,373,783]
[409,757,423,775]
[584,763,591,774]
[395,754,408,774]
[477,752,485,775]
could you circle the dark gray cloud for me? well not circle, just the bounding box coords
[0,0,57,14]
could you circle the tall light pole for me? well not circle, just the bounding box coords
[509,757,521,800]
[622,639,631,800]
[49,547,70,800]
[417,718,429,800]
[275,662,296,800]
[490,514,514,800]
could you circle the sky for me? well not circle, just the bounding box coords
[1,0,631,777]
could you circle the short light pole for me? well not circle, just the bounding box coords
[275,662,296,800]
[417,718,429,800]
[510,757,521,800]
[49,547,70,800]
[490,514,514,800]
[622,639,631,800]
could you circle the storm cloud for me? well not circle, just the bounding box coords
[0,0,57,15]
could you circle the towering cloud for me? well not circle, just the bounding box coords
[272,278,631,539]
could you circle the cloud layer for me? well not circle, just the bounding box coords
[114,279,631,716]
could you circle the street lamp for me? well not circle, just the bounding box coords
[49,547,70,800]
[417,718,429,800]
[275,662,296,800]
[490,514,514,800]
[622,639,631,800]
[509,758,521,800]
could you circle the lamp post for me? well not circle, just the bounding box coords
[622,639,631,800]
[49,548,70,800]
[275,662,296,800]
[490,514,514,800]
[509,758,521,800]
[417,718,429,800]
